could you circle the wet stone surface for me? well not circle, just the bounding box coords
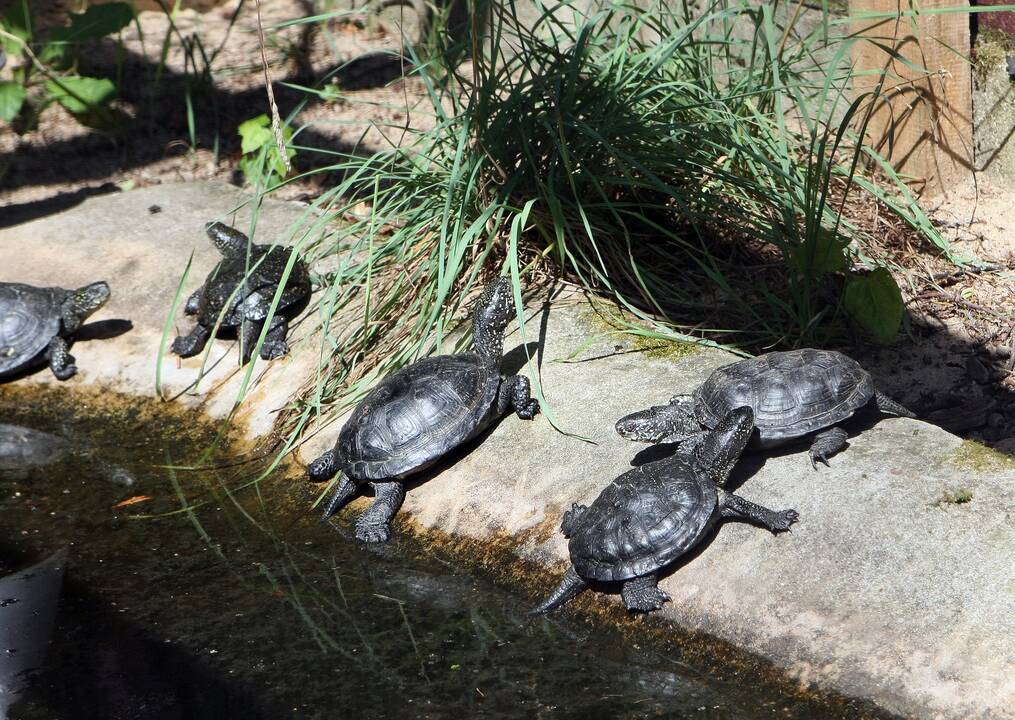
[0,387,891,720]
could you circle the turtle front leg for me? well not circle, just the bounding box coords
[171,323,211,358]
[354,481,405,543]
[259,315,290,360]
[620,573,671,613]
[498,374,539,419]
[184,289,203,316]
[719,489,798,533]
[808,427,849,469]
[47,336,76,380]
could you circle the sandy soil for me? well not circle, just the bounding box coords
[1,0,430,206]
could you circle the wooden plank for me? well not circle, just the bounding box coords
[850,0,973,196]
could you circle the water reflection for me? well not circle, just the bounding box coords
[0,424,134,486]
[0,549,66,718]
[0,390,895,720]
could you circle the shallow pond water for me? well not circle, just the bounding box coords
[0,387,893,720]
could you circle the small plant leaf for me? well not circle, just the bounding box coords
[0,80,26,122]
[238,114,273,153]
[843,268,903,344]
[801,227,850,274]
[46,75,116,114]
[49,3,134,43]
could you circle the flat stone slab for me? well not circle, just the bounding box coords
[3,182,1013,719]
[0,181,323,438]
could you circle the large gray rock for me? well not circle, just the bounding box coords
[2,182,1013,719]
[0,182,322,438]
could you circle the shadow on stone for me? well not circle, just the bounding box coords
[76,319,135,342]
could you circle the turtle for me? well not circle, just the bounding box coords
[0,423,135,485]
[533,406,798,615]
[0,281,110,381]
[307,277,540,543]
[615,349,914,469]
[170,221,312,365]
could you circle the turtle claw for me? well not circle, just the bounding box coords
[52,362,77,381]
[517,399,540,420]
[355,522,393,544]
[259,340,289,361]
[623,586,671,613]
[809,450,830,470]
[770,509,799,533]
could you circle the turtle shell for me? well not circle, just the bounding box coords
[0,283,65,377]
[197,245,311,327]
[568,457,719,582]
[0,424,72,472]
[337,353,501,481]
[693,349,875,447]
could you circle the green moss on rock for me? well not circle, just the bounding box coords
[577,307,701,362]
[946,439,1015,472]
[973,29,1015,85]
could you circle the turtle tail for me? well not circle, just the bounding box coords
[530,566,587,615]
[320,474,359,521]
[875,391,916,418]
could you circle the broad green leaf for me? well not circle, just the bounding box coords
[238,114,273,153]
[46,75,116,114]
[49,3,133,43]
[843,268,904,345]
[790,226,849,275]
[0,81,26,122]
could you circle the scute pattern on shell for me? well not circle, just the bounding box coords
[338,353,500,480]
[0,424,71,470]
[197,245,311,327]
[0,284,64,376]
[568,458,718,582]
[693,349,875,443]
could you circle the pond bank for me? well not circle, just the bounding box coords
[2,182,1013,719]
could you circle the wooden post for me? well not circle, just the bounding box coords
[850,0,973,197]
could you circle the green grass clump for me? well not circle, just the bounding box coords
[220,0,957,444]
[932,487,974,507]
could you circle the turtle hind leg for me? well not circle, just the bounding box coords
[621,573,670,613]
[354,481,405,543]
[259,316,290,360]
[719,489,798,533]
[808,427,848,469]
[171,323,211,358]
[875,390,915,418]
[530,565,588,615]
[47,336,76,380]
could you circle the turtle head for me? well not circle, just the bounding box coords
[206,221,250,257]
[472,277,514,363]
[693,405,754,487]
[616,398,698,443]
[62,281,110,333]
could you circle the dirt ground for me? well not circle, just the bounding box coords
[3,0,1015,451]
